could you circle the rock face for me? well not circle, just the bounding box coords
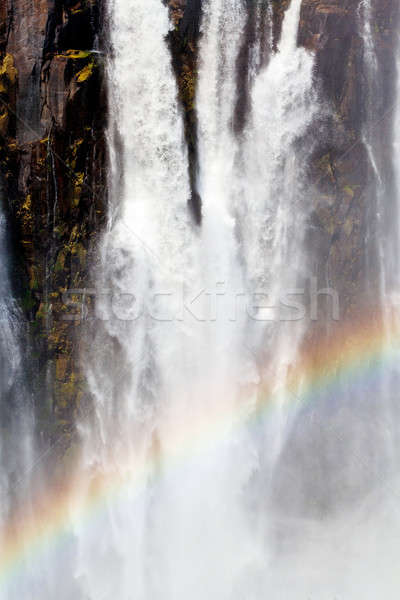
[300,0,399,322]
[168,0,202,223]
[0,0,398,447]
[0,0,107,446]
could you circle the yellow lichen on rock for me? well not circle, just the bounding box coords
[64,50,91,59]
[0,108,8,136]
[0,53,17,137]
[76,59,95,83]
[0,54,17,86]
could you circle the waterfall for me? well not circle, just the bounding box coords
[262,5,400,598]
[396,43,400,221]
[0,188,33,600]
[359,0,400,482]
[2,1,400,598]
[74,0,196,597]
[73,0,317,598]
[393,34,400,297]
[240,0,316,467]
[0,210,22,528]
[359,0,388,306]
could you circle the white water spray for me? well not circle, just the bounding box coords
[73,1,317,598]
[3,1,400,598]
[0,191,34,600]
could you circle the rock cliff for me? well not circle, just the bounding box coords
[0,0,398,448]
[0,0,107,447]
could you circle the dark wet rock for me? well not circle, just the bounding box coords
[0,0,106,448]
[0,0,398,453]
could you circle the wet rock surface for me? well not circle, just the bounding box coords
[0,0,107,448]
[0,0,398,451]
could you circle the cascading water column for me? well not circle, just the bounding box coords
[359,0,389,307]
[77,0,264,596]
[0,212,22,529]
[0,188,34,600]
[74,0,321,598]
[358,0,400,489]
[239,0,317,471]
[73,0,200,596]
[393,28,400,297]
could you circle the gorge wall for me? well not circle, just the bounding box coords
[0,0,398,449]
[0,0,107,448]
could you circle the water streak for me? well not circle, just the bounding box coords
[75,1,316,598]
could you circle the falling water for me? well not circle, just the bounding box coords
[396,44,400,235]
[262,4,400,598]
[74,0,197,597]
[393,30,400,296]
[74,0,318,598]
[239,0,316,466]
[0,187,33,600]
[0,212,20,527]
[359,0,400,492]
[359,0,388,306]
[2,0,400,598]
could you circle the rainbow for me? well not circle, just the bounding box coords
[0,307,399,587]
